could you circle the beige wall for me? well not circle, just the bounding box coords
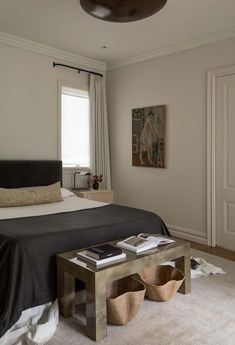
[0,42,90,188]
[107,38,235,243]
[1,37,235,241]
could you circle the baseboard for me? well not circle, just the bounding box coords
[167,224,207,245]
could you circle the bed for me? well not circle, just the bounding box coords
[0,160,170,338]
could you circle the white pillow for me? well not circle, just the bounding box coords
[60,188,75,198]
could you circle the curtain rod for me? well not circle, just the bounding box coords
[53,62,103,77]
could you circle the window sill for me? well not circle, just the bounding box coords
[63,166,90,173]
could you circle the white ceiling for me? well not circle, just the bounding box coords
[0,0,235,64]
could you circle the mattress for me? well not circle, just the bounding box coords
[0,194,169,337]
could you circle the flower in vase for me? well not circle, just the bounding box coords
[91,174,103,189]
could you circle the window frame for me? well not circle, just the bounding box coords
[57,80,90,172]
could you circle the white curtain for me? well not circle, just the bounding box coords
[90,74,111,190]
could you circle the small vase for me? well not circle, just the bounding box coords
[93,182,99,190]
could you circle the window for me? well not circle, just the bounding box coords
[61,86,90,168]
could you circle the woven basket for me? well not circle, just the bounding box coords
[106,276,146,325]
[137,265,185,302]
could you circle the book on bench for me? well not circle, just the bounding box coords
[116,234,175,254]
[86,244,122,260]
[77,250,126,267]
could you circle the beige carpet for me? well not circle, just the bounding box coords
[47,250,235,345]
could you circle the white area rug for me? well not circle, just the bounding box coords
[47,250,235,345]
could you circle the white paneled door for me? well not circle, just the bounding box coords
[216,73,235,251]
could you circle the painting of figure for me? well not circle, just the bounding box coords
[132,105,166,168]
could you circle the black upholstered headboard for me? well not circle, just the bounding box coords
[0,160,63,188]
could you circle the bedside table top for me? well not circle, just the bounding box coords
[73,188,112,194]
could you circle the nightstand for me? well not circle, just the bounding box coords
[73,189,113,203]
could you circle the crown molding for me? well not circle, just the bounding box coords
[107,27,235,71]
[1,26,235,73]
[0,31,106,72]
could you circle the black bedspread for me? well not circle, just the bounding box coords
[0,204,169,337]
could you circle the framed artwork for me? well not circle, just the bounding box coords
[132,105,166,168]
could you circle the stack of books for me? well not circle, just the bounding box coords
[77,244,126,267]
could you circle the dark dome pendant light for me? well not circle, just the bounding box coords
[80,0,168,23]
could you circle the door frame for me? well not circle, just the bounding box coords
[207,65,235,246]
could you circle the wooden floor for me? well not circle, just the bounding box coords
[190,241,235,262]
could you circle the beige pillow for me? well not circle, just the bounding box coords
[0,182,63,207]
